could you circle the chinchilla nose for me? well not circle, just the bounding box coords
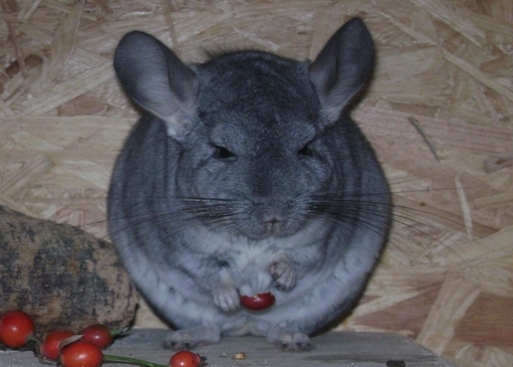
[261,213,284,227]
[260,212,285,235]
[255,201,292,235]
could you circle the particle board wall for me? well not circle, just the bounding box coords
[0,1,512,366]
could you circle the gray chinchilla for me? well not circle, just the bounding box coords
[108,17,391,351]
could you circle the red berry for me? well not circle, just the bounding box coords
[169,350,202,367]
[0,310,35,348]
[240,292,276,310]
[60,341,103,367]
[40,330,75,360]
[82,324,113,349]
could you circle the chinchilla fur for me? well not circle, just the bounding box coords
[108,18,391,351]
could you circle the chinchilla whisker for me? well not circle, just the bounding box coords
[307,198,390,217]
[382,202,478,235]
[290,196,471,257]
[110,196,237,219]
[353,207,471,262]
[313,210,391,243]
[309,193,389,201]
[314,211,443,264]
[379,186,477,196]
[332,200,470,239]
[186,208,239,222]
[305,198,470,262]
[107,197,242,232]
[310,194,478,235]
[178,196,238,203]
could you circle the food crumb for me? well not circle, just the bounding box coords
[232,352,246,360]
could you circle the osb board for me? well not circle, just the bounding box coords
[0,1,512,366]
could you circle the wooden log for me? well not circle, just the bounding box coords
[0,205,138,334]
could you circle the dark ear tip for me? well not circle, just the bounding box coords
[115,31,142,59]
[114,31,162,69]
[117,31,154,48]
[121,30,151,39]
[346,17,365,25]
[344,17,371,36]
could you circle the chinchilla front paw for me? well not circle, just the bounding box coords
[269,260,296,291]
[212,283,240,312]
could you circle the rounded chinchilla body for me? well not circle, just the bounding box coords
[108,18,391,350]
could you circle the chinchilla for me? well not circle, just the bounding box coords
[108,17,391,351]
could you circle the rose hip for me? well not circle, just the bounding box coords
[82,324,113,349]
[0,310,35,348]
[39,329,75,360]
[169,350,203,367]
[60,341,104,367]
[240,292,276,310]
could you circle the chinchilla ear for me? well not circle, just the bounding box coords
[309,18,375,125]
[113,31,198,139]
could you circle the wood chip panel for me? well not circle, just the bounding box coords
[1,1,512,365]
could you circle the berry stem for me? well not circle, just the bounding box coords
[28,335,41,344]
[103,354,168,367]
[109,326,130,338]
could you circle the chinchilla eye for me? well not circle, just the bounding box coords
[297,144,314,157]
[213,144,236,159]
